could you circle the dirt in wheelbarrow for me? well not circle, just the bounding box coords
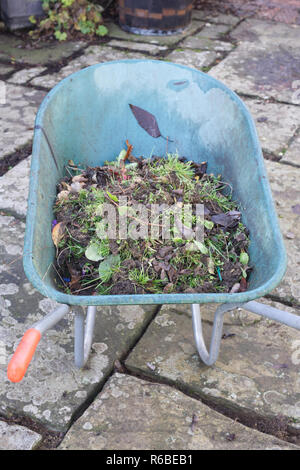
[52,141,252,296]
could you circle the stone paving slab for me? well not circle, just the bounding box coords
[265,160,300,304]
[58,373,298,450]
[0,63,16,77]
[0,84,45,159]
[0,34,85,65]
[105,21,203,47]
[192,23,232,40]
[29,45,149,90]
[0,215,157,432]
[193,10,241,26]
[181,36,234,52]
[166,49,218,71]
[244,98,300,155]
[8,67,47,86]
[209,20,300,104]
[0,420,42,450]
[281,135,300,166]
[0,156,31,219]
[126,299,300,433]
[106,39,167,56]
[230,17,300,47]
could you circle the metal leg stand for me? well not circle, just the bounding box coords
[74,306,97,368]
[192,300,300,366]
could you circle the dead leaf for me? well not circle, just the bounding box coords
[211,211,241,228]
[129,104,161,138]
[207,257,215,274]
[239,277,247,292]
[72,174,88,183]
[57,190,70,201]
[61,181,71,190]
[52,222,65,248]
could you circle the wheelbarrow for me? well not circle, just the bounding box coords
[7,60,300,383]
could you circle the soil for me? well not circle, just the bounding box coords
[52,145,251,296]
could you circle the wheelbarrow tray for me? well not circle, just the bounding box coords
[23,60,286,306]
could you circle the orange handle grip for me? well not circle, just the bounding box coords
[7,328,41,383]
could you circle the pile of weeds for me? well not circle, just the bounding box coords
[52,145,251,296]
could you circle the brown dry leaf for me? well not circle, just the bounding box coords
[57,190,70,201]
[72,174,88,183]
[207,257,215,274]
[61,181,71,191]
[52,222,65,248]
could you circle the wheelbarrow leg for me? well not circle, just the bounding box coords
[74,306,97,368]
[192,301,300,366]
[191,303,243,366]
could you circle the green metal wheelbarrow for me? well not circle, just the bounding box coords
[7,60,300,382]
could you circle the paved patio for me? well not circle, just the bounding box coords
[0,6,299,450]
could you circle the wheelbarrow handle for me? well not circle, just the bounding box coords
[7,304,70,383]
[7,329,41,383]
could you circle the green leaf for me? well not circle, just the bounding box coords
[117,149,127,165]
[106,191,118,203]
[54,30,67,41]
[29,15,37,24]
[239,252,249,266]
[204,220,214,230]
[98,255,120,282]
[85,243,104,262]
[194,240,209,255]
[95,25,108,37]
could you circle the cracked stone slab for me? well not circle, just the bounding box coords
[106,21,202,47]
[243,98,300,155]
[209,20,300,104]
[193,11,240,26]
[8,67,47,85]
[281,136,300,166]
[126,300,300,433]
[106,39,167,56]
[30,46,148,90]
[181,36,234,52]
[59,373,298,450]
[166,49,217,70]
[0,84,45,159]
[230,18,300,47]
[0,420,42,450]
[0,34,85,65]
[0,215,157,432]
[0,156,30,218]
[265,161,300,304]
[0,63,16,77]
[192,22,232,40]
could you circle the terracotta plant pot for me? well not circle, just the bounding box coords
[0,0,43,30]
[118,0,193,35]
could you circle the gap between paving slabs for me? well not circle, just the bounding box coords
[58,372,299,450]
[0,142,32,178]
[0,212,161,434]
[125,301,300,445]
